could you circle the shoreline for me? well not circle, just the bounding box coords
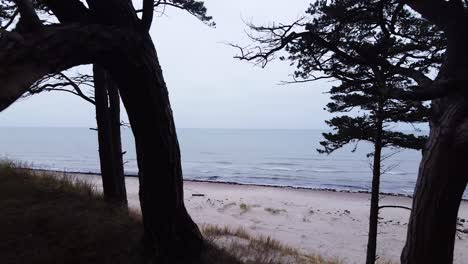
[26,168,420,199]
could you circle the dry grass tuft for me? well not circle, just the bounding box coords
[202,225,342,264]
[264,207,287,215]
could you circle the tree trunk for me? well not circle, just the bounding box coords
[110,34,204,263]
[401,96,468,264]
[366,103,384,264]
[401,20,468,264]
[108,70,126,205]
[94,65,127,207]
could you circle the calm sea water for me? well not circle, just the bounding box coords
[0,127,459,197]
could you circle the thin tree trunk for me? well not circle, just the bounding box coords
[94,65,127,207]
[366,102,384,264]
[108,73,126,205]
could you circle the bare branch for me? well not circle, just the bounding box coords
[28,72,95,105]
[279,75,334,85]
[231,19,369,68]
[58,73,95,104]
[136,0,215,27]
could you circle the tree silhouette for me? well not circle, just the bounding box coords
[232,1,449,263]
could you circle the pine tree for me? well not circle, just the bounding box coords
[232,1,445,262]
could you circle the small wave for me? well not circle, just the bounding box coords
[385,171,412,175]
[321,183,369,191]
[262,162,297,166]
[309,168,347,173]
[263,167,294,171]
[215,161,233,165]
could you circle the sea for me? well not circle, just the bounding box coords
[1,127,464,198]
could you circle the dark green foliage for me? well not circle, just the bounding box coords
[273,0,446,154]
[319,116,427,154]
[286,0,445,81]
[304,0,444,154]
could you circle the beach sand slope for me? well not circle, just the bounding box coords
[75,174,468,264]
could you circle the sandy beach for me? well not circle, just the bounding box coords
[69,173,468,264]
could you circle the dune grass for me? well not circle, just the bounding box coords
[202,225,341,264]
[0,161,144,264]
[0,161,341,264]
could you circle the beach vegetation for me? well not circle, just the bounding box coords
[240,203,251,214]
[203,225,342,264]
[0,161,142,264]
[265,207,287,215]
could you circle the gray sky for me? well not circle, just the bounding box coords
[0,0,334,129]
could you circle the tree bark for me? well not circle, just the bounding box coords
[401,96,468,264]
[366,102,384,264]
[94,65,127,207]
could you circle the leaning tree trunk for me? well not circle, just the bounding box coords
[94,65,127,207]
[401,22,468,264]
[366,103,384,264]
[110,34,204,263]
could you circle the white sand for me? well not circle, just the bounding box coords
[73,173,468,264]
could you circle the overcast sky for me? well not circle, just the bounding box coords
[0,0,334,129]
